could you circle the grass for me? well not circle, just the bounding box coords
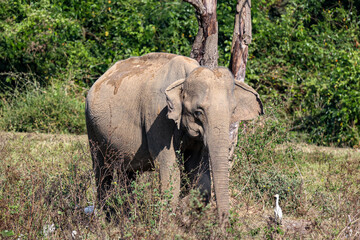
[231,140,360,239]
[0,106,359,239]
[0,131,223,239]
[0,77,86,135]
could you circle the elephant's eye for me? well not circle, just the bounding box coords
[194,110,203,119]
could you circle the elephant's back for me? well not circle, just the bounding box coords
[90,53,177,96]
[88,53,176,113]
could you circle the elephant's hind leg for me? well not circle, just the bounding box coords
[89,139,117,221]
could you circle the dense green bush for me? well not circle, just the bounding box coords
[0,0,197,87]
[0,0,89,85]
[246,0,360,146]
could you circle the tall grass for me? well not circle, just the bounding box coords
[0,75,86,134]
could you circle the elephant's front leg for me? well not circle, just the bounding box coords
[146,114,181,208]
[183,143,211,204]
[156,148,181,208]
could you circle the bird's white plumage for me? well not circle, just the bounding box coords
[274,194,283,224]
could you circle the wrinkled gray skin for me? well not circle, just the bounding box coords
[85,53,263,224]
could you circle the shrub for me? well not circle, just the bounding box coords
[0,0,93,87]
[0,78,86,134]
[246,0,360,147]
[0,0,198,89]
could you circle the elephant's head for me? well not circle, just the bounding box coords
[165,67,263,223]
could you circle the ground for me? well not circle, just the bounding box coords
[0,131,359,239]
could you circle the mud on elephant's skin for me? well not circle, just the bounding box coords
[85,52,263,225]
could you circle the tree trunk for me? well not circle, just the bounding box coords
[229,0,252,82]
[183,0,218,69]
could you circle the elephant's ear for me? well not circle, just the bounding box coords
[231,81,264,123]
[165,78,185,128]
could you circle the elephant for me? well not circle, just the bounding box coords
[85,52,263,224]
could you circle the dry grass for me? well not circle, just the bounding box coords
[231,141,360,239]
[0,130,359,239]
[0,132,224,239]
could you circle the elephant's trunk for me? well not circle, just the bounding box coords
[206,119,230,225]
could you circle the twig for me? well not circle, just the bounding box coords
[235,167,254,198]
[294,161,306,203]
[336,215,360,239]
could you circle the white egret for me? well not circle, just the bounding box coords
[43,223,55,237]
[274,194,283,224]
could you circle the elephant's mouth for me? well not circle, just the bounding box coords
[188,127,200,137]
[181,115,204,139]
[185,125,203,140]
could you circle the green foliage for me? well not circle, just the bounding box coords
[246,0,360,146]
[0,0,91,86]
[0,0,197,88]
[0,0,359,145]
[0,78,85,134]
[1,230,15,237]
